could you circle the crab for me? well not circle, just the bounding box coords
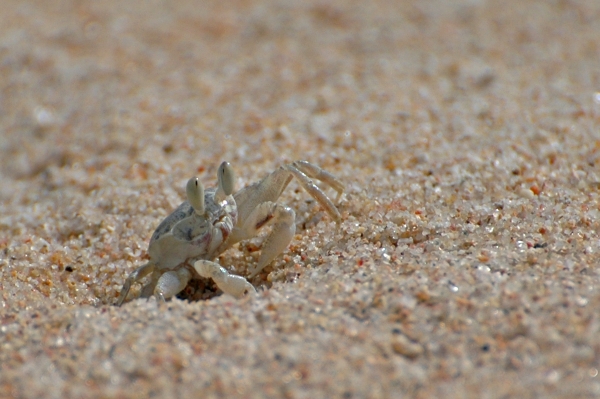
[117,160,344,305]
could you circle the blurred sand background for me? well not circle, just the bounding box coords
[1,0,600,398]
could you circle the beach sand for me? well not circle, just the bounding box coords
[1,0,600,397]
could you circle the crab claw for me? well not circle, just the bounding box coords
[194,260,256,298]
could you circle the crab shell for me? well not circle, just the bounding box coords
[147,188,236,270]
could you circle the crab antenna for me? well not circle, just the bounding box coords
[215,161,235,201]
[186,177,205,215]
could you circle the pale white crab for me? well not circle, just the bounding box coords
[117,160,344,305]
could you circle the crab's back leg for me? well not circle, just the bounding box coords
[292,161,345,203]
[117,262,155,306]
[232,161,343,232]
[233,168,293,228]
[282,162,343,223]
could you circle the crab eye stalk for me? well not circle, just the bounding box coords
[186,177,205,215]
[215,161,235,201]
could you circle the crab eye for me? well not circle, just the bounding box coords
[186,177,205,215]
[217,161,235,196]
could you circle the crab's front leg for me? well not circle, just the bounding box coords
[117,262,155,306]
[194,260,256,298]
[234,201,297,278]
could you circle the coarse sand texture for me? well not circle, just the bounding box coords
[1,1,600,398]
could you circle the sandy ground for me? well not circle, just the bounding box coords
[1,0,600,398]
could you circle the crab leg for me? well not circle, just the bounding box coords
[291,160,345,203]
[233,161,343,230]
[235,201,297,277]
[194,260,256,298]
[282,162,342,222]
[117,262,155,306]
[139,271,160,298]
[153,268,192,301]
[220,161,344,277]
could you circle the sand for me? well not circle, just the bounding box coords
[1,0,600,397]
